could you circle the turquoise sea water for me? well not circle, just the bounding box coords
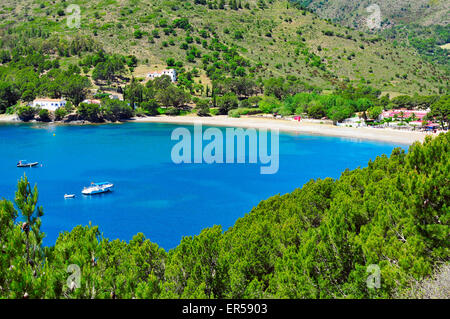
[0,122,407,250]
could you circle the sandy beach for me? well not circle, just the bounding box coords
[130,115,430,145]
[0,113,431,144]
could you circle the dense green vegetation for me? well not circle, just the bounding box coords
[296,1,450,72]
[0,0,448,97]
[381,24,450,71]
[0,0,448,300]
[0,0,448,125]
[1,47,448,125]
[1,133,448,298]
[0,35,448,126]
[0,49,96,112]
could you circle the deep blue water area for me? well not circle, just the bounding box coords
[0,122,407,250]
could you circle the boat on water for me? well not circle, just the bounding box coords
[81,182,114,195]
[92,182,114,189]
[64,194,75,199]
[17,160,39,167]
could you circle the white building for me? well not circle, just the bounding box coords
[336,117,366,128]
[32,98,67,111]
[109,94,123,101]
[147,69,177,82]
[82,99,102,105]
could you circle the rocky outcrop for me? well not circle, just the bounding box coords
[63,113,80,123]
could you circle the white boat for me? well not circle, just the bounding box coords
[17,160,39,167]
[92,182,114,189]
[64,194,75,199]
[81,182,114,195]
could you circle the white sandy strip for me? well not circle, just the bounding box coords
[0,113,430,144]
[130,115,430,145]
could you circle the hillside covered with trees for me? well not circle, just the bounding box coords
[0,132,448,299]
[296,0,450,71]
[0,0,448,97]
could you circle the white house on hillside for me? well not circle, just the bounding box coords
[82,99,102,105]
[109,94,124,101]
[32,98,67,111]
[147,69,177,82]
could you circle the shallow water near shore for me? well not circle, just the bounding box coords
[0,122,407,250]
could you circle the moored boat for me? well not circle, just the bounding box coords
[17,160,39,167]
[81,182,114,195]
[92,182,114,190]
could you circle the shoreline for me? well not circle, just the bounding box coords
[129,115,430,145]
[1,114,431,144]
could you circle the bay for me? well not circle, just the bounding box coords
[0,122,407,249]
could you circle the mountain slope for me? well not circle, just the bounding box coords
[0,0,448,94]
[299,0,450,71]
[301,0,450,29]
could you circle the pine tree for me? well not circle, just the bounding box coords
[14,174,44,268]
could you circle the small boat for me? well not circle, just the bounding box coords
[81,181,114,195]
[17,160,39,168]
[92,182,114,190]
[64,194,75,199]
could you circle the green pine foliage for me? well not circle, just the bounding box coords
[1,133,449,299]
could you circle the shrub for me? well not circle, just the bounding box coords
[38,109,51,122]
[5,106,16,115]
[247,96,261,107]
[228,109,241,118]
[17,106,36,121]
[165,107,180,116]
[307,103,326,119]
[239,99,250,108]
[134,30,144,39]
[172,18,191,30]
[295,106,304,115]
[258,96,281,114]
[134,107,147,117]
[65,101,75,113]
[277,106,294,117]
[102,100,134,121]
[233,31,244,40]
[216,93,238,115]
[327,104,354,123]
[197,100,210,116]
[141,99,159,116]
[367,106,383,120]
[229,108,260,118]
[77,103,102,122]
[166,58,176,67]
[54,107,68,121]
